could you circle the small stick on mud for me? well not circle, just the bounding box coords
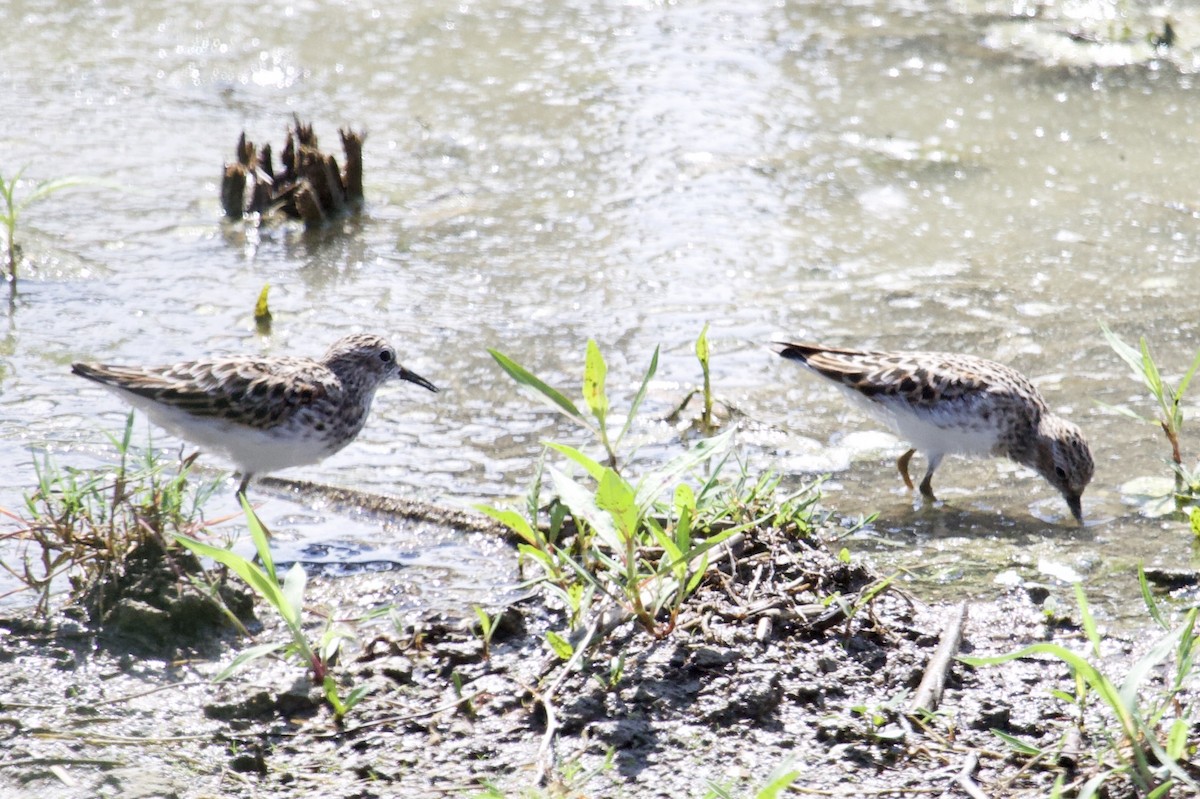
[909,601,968,716]
[955,752,989,799]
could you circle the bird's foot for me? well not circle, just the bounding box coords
[896,449,916,491]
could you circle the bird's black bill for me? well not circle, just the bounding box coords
[400,367,439,393]
[1067,494,1083,524]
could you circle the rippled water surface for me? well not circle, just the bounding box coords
[3,0,1200,618]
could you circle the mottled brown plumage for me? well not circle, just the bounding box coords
[72,334,438,495]
[775,342,1093,522]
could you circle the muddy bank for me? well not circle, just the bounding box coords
[0,512,1192,798]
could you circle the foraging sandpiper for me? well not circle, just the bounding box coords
[774,342,1093,521]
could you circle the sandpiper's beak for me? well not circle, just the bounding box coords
[400,366,439,393]
[1066,493,1083,524]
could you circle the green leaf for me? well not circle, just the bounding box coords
[213,641,287,682]
[583,339,609,429]
[755,767,800,799]
[617,345,659,444]
[695,322,710,365]
[596,468,639,540]
[547,465,622,550]
[1074,583,1100,657]
[175,533,285,611]
[475,504,540,547]
[544,441,607,482]
[1174,345,1200,405]
[837,548,851,564]
[280,563,307,628]
[990,728,1042,756]
[488,349,584,421]
[635,428,734,512]
[1138,563,1168,631]
[1102,324,1155,391]
[241,495,277,583]
[545,630,573,660]
[1190,506,1200,538]
[1166,718,1189,761]
[254,284,272,323]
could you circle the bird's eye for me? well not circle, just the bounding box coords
[379,350,394,363]
[1054,466,1067,480]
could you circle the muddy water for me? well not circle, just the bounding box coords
[1,0,1198,620]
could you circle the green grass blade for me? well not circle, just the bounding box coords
[990,728,1042,756]
[488,349,584,421]
[617,345,660,444]
[213,641,287,681]
[1101,324,1149,382]
[1138,564,1168,631]
[635,428,734,512]
[240,495,277,583]
[175,533,286,610]
[1074,583,1101,657]
[1174,345,1200,402]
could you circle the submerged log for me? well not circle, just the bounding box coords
[220,116,366,229]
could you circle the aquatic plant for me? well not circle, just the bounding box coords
[1101,324,1200,510]
[489,338,656,470]
[667,322,733,433]
[480,337,819,645]
[6,412,220,613]
[177,498,369,721]
[961,571,1200,798]
[0,166,95,287]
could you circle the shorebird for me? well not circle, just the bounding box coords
[774,341,1093,521]
[72,333,438,495]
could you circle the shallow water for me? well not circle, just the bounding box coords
[2,0,1199,620]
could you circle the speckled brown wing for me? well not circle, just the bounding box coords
[774,342,1046,412]
[71,357,343,428]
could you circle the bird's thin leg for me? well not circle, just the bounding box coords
[918,454,943,501]
[896,449,916,491]
[237,473,252,497]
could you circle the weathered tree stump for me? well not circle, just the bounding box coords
[220,116,366,229]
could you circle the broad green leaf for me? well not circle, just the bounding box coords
[544,441,607,482]
[547,465,622,550]
[596,468,638,540]
[176,534,284,610]
[1190,506,1200,538]
[281,563,307,628]
[488,349,584,421]
[1167,717,1189,760]
[1175,345,1200,402]
[476,504,539,547]
[1102,324,1152,385]
[545,630,573,660]
[695,322,710,365]
[583,339,609,428]
[254,284,272,322]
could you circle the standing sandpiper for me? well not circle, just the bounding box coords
[774,342,1093,522]
[72,333,438,495]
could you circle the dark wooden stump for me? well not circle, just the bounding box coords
[220,116,366,229]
